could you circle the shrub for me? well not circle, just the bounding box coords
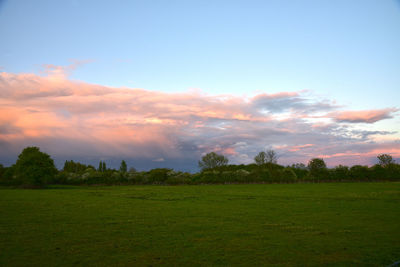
[369,164,386,180]
[281,168,297,182]
[234,169,251,183]
[290,164,309,180]
[166,172,193,185]
[385,163,400,180]
[329,165,350,181]
[349,165,370,181]
[199,170,220,183]
[148,168,171,183]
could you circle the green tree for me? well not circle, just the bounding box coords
[255,150,278,165]
[98,161,107,172]
[254,151,267,165]
[98,161,103,172]
[377,154,394,167]
[308,158,327,179]
[266,149,278,164]
[0,163,4,178]
[198,152,228,171]
[14,147,57,187]
[0,164,5,184]
[102,162,107,172]
[120,160,127,173]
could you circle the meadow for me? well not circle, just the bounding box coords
[1,182,399,266]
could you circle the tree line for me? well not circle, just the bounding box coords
[0,146,399,188]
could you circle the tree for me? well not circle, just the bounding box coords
[98,161,107,172]
[0,164,5,184]
[102,162,107,172]
[120,160,127,173]
[0,164,4,178]
[266,149,278,164]
[63,160,88,173]
[98,161,103,172]
[198,152,228,171]
[255,150,278,165]
[308,158,327,179]
[14,147,57,187]
[377,154,394,167]
[254,151,267,165]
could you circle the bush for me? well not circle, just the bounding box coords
[281,168,297,182]
[349,165,370,181]
[166,172,193,185]
[290,164,309,180]
[369,164,386,180]
[14,147,57,187]
[0,165,17,185]
[199,170,220,183]
[329,165,350,181]
[385,163,400,180]
[147,168,171,184]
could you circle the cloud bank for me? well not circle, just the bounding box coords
[0,68,399,170]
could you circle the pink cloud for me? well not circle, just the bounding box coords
[288,144,314,152]
[333,108,398,123]
[0,68,399,169]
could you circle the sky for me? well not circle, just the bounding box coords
[0,0,399,171]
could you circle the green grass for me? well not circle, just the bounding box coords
[1,183,399,266]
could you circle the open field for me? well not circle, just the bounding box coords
[1,183,399,266]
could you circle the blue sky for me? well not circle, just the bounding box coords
[0,0,399,170]
[2,0,399,105]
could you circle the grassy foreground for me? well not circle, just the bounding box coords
[1,183,399,266]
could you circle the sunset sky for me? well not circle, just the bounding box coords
[1,0,399,171]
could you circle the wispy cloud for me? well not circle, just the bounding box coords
[332,109,398,123]
[0,66,399,170]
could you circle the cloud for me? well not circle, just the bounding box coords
[252,92,336,114]
[0,68,399,170]
[39,59,94,80]
[332,108,398,123]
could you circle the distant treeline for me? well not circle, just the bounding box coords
[0,147,399,188]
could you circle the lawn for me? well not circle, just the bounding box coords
[0,182,399,266]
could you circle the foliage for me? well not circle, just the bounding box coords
[349,165,370,180]
[265,149,278,164]
[120,160,127,173]
[14,147,57,187]
[290,163,309,179]
[255,150,278,165]
[0,164,4,183]
[281,168,297,182]
[98,161,107,172]
[377,154,394,167]
[308,158,328,179]
[198,152,228,171]
[254,151,267,165]
[147,168,171,183]
[63,160,91,174]
[1,147,399,186]
[329,165,350,181]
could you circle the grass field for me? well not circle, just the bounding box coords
[1,183,399,266]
